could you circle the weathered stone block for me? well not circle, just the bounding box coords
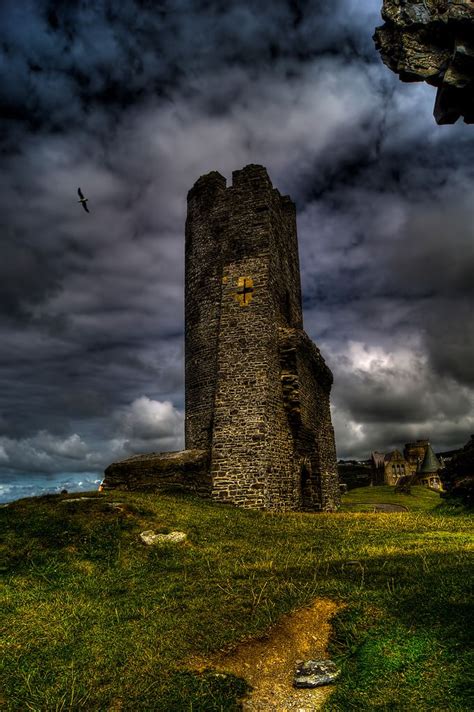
[102,449,211,495]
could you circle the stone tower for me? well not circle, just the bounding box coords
[103,164,340,511]
[184,164,339,510]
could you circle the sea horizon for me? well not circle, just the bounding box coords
[0,473,103,504]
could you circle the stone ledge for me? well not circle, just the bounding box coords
[102,449,211,495]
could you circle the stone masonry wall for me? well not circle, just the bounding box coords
[185,172,228,452]
[295,333,340,510]
[279,328,340,511]
[102,450,211,496]
[186,164,339,510]
[209,167,297,508]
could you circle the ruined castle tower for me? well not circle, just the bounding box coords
[184,164,339,510]
[103,164,340,511]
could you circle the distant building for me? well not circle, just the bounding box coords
[371,439,443,491]
[416,444,442,490]
[383,449,411,486]
[404,440,429,471]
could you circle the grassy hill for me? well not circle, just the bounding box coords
[1,488,472,710]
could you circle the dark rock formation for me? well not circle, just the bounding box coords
[441,434,474,506]
[374,1,474,124]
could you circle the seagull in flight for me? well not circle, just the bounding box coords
[77,187,90,213]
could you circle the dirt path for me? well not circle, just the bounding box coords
[373,503,408,512]
[189,598,343,711]
[344,502,408,512]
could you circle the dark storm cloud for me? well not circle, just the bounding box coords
[291,65,474,459]
[0,0,472,491]
[0,233,62,319]
[300,148,474,347]
[0,0,386,156]
[0,395,184,478]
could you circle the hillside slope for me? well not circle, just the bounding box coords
[1,489,472,710]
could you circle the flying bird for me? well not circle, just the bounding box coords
[77,187,90,213]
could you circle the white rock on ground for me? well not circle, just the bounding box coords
[140,530,187,545]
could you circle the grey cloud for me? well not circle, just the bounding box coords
[0,0,379,149]
[0,396,184,477]
[422,303,474,387]
[0,233,63,319]
[330,342,474,460]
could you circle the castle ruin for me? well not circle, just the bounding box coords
[103,164,340,511]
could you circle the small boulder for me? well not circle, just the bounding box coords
[293,659,340,688]
[140,530,187,545]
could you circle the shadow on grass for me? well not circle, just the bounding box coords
[325,550,474,711]
[0,493,156,574]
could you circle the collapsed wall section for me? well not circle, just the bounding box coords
[279,328,340,511]
[102,450,211,496]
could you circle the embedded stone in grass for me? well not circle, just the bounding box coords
[140,530,187,545]
[61,497,98,502]
[293,659,340,688]
[60,497,121,506]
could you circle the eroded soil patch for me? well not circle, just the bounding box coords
[189,598,343,711]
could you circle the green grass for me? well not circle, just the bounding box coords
[1,489,472,711]
[340,485,442,512]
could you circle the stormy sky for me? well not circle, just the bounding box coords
[1,0,473,501]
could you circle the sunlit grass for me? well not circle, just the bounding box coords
[1,489,472,710]
[340,485,441,512]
